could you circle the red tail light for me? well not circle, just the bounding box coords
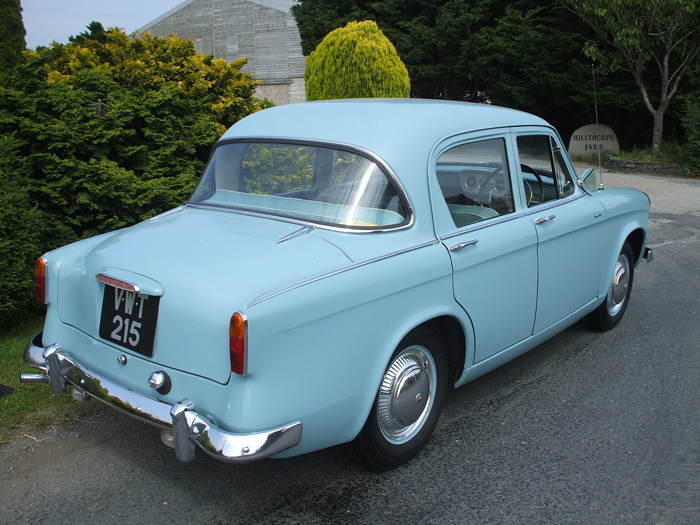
[229,312,247,375]
[36,257,47,304]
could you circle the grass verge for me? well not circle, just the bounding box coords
[0,317,104,444]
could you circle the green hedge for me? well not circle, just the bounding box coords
[0,26,268,328]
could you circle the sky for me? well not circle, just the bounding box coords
[21,0,185,49]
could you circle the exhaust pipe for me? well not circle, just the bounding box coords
[20,373,50,383]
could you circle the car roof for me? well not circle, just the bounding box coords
[220,99,551,164]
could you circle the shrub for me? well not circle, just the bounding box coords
[0,25,268,327]
[305,20,410,101]
[0,133,46,325]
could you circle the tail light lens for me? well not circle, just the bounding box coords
[36,257,47,304]
[229,312,247,375]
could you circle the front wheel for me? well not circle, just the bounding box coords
[351,326,448,471]
[588,241,635,331]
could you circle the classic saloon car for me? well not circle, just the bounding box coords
[22,100,652,470]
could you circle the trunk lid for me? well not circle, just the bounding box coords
[56,207,351,384]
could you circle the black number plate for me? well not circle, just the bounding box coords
[99,286,160,357]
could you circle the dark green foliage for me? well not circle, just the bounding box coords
[0,25,266,328]
[305,20,410,100]
[293,0,477,100]
[292,0,667,149]
[682,97,700,175]
[0,0,26,78]
[0,134,45,323]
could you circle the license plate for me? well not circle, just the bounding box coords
[99,286,160,357]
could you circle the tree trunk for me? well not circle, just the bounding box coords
[651,109,664,157]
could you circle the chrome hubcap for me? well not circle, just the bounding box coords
[377,346,436,444]
[607,254,630,316]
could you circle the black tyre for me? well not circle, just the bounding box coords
[351,326,448,471]
[588,241,635,331]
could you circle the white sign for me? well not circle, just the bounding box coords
[568,124,620,156]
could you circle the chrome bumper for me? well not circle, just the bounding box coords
[20,332,302,463]
[643,246,653,263]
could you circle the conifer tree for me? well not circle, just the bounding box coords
[0,0,26,76]
[305,20,410,100]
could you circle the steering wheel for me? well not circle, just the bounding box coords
[520,164,544,205]
[477,171,510,213]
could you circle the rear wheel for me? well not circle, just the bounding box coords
[351,326,448,471]
[589,241,635,331]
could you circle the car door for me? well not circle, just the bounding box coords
[431,134,538,364]
[513,131,605,333]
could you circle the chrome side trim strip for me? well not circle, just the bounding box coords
[20,333,302,464]
[246,240,440,308]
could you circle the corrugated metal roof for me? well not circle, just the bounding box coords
[138,0,295,33]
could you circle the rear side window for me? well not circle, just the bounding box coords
[436,138,514,228]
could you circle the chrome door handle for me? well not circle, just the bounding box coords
[535,215,556,224]
[449,239,478,252]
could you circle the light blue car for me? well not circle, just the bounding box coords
[22,99,652,470]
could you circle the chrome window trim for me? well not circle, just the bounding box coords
[524,190,586,216]
[246,240,439,308]
[439,212,527,241]
[188,137,415,233]
[186,202,415,234]
[438,192,586,242]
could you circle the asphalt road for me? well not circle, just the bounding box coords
[1,171,699,524]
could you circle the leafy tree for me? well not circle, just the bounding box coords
[0,0,26,78]
[566,0,700,155]
[0,24,266,327]
[305,20,410,100]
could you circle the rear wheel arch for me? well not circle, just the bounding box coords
[351,324,448,470]
[424,315,467,383]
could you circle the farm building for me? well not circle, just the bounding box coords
[138,0,306,105]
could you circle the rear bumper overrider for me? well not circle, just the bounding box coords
[20,332,302,463]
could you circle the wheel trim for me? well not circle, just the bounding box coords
[377,346,436,444]
[607,254,630,316]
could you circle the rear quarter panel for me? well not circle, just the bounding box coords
[238,242,468,457]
